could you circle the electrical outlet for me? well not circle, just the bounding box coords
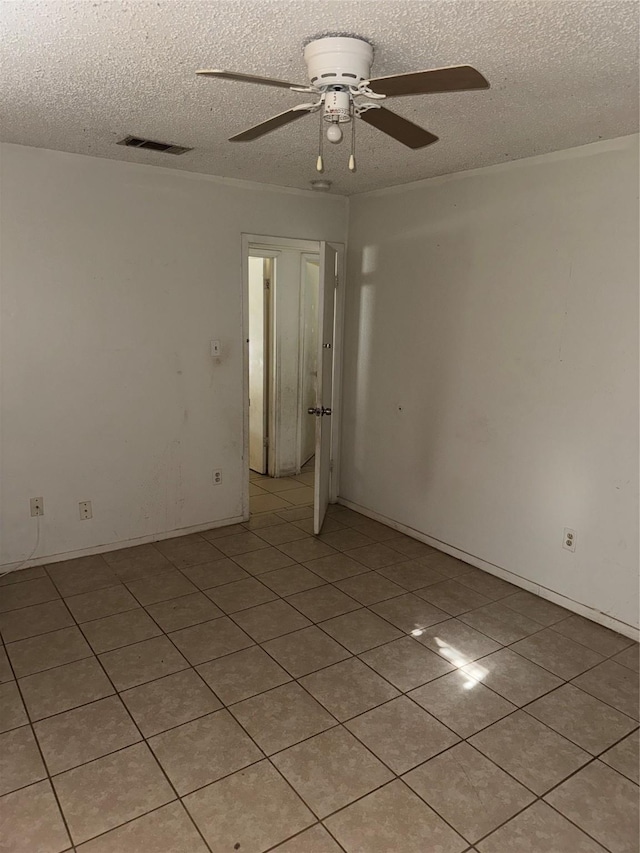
[30,497,44,517]
[563,527,576,552]
[79,501,93,520]
[213,470,222,485]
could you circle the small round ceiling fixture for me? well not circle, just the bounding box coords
[310,179,332,191]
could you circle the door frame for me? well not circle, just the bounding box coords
[241,234,345,521]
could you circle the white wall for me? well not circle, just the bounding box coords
[341,136,639,632]
[0,143,347,567]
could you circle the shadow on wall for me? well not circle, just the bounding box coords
[342,206,478,523]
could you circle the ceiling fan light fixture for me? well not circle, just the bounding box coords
[326,123,343,143]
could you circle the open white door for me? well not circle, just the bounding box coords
[312,242,337,534]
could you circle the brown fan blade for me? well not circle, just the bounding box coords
[368,65,489,97]
[359,107,438,149]
[229,108,311,142]
[196,69,306,90]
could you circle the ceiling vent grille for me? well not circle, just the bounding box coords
[117,136,192,155]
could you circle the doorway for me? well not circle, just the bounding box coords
[243,236,344,533]
[247,241,320,478]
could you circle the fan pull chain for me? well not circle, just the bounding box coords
[349,109,356,172]
[317,108,324,172]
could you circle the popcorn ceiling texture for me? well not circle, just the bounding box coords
[1,0,638,194]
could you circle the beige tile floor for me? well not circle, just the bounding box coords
[0,469,638,853]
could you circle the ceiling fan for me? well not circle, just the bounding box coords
[197,36,489,173]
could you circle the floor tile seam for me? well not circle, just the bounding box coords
[546,622,636,656]
[589,724,640,764]
[121,578,199,610]
[32,531,640,656]
[343,553,415,573]
[403,732,626,851]
[158,644,354,840]
[140,606,224,637]
[8,645,97,681]
[0,604,78,646]
[516,681,640,751]
[73,605,193,690]
[261,820,350,853]
[324,581,456,633]
[540,761,634,852]
[563,673,640,723]
[268,750,400,824]
[0,591,62,616]
[444,602,568,637]
[269,540,341,562]
[498,598,573,629]
[222,607,311,645]
[279,585,362,621]
[400,766,541,849]
[66,641,218,853]
[71,600,142,626]
[66,799,215,853]
[314,627,411,659]
[224,539,293,562]
[301,564,373,584]
[21,689,129,729]
[457,639,570,683]
[2,640,77,850]
[608,654,640,674]
[320,773,474,848]
[0,569,48,588]
[411,741,628,853]
[148,730,268,798]
[36,732,148,782]
[466,705,599,789]
[403,654,566,721]
[456,610,559,646]
[12,537,635,835]
[203,592,281,617]
[45,573,121,600]
[516,620,635,660]
[500,626,611,677]
[457,590,566,627]
[222,579,359,638]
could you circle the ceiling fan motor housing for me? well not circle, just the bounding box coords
[304,37,374,90]
[324,90,351,123]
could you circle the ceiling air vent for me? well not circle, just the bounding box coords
[117,136,192,155]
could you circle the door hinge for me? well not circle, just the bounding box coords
[263,437,269,447]
[329,460,334,472]
[264,279,271,290]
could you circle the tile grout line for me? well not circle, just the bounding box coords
[70,616,218,853]
[3,636,77,852]
[5,567,637,728]
[2,504,636,852]
[43,553,239,852]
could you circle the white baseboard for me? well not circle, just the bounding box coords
[337,497,639,642]
[0,514,248,576]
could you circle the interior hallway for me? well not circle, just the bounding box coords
[0,496,638,853]
[249,458,316,515]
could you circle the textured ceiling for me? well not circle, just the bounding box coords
[1,1,638,195]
